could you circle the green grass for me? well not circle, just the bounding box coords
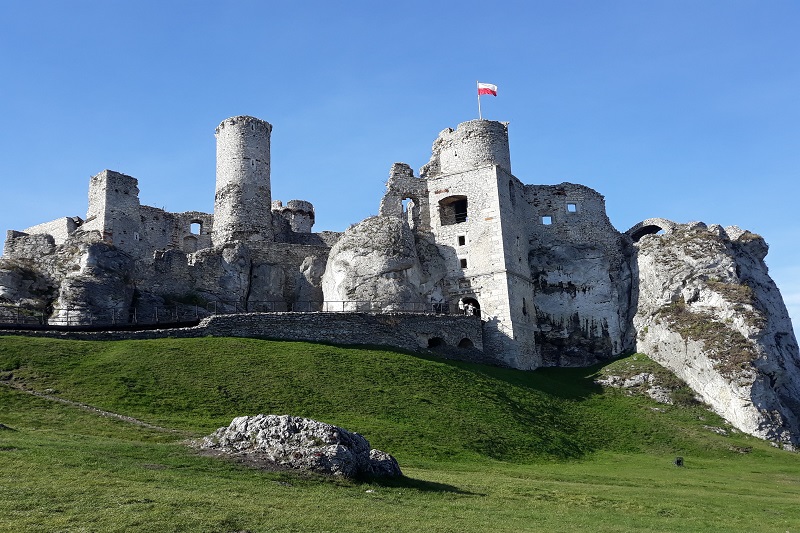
[1,335,799,532]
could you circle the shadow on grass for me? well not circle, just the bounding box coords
[407,350,611,401]
[366,475,483,495]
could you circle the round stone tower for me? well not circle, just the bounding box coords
[212,115,273,246]
[420,119,511,178]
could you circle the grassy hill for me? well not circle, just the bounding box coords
[1,335,799,532]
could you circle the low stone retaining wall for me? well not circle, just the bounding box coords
[0,312,485,360]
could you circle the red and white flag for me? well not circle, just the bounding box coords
[477,82,498,96]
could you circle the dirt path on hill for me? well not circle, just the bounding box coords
[1,378,187,435]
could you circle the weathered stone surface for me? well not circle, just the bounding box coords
[51,242,135,325]
[195,414,402,478]
[633,223,800,448]
[596,372,675,404]
[322,216,444,311]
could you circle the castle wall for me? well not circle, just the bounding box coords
[81,170,144,254]
[22,217,81,246]
[0,312,485,362]
[3,231,56,259]
[421,120,511,178]
[213,116,273,245]
[272,200,315,233]
[525,183,632,364]
[424,163,532,367]
[139,206,213,254]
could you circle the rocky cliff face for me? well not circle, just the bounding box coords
[0,228,333,322]
[632,222,800,448]
[529,241,633,366]
[0,231,135,324]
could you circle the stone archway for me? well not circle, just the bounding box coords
[460,297,481,318]
[626,218,677,243]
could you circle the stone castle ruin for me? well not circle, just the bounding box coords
[2,115,800,448]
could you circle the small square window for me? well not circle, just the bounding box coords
[460,258,468,268]
[567,203,577,213]
[458,235,466,246]
[542,216,552,225]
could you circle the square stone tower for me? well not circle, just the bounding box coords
[81,170,143,254]
[420,120,540,369]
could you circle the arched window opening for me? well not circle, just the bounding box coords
[439,195,468,226]
[509,180,516,207]
[190,222,202,235]
[458,338,474,349]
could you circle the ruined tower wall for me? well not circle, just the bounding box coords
[213,116,273,246]
[80,170,144,254]
[425,165,535,367]
[21,217,81,246]
[525,183,632,365]
[420,120,511,179]
[272,200,315,234]
[138,206,213,254]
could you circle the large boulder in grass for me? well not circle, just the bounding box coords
[195,414,402,478]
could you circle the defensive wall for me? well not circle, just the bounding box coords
[0,312,485,362]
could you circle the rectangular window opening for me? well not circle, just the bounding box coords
[567,203,577,213]
[542,216,552,225]
[457,235,466,246]
[459,258,468,269]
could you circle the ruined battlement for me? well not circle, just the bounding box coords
[272,200,315,234]
[420,119,511,179]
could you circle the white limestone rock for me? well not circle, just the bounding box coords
[322,216,441,311]
[50,242,135,325]
[196,414,402,478]
[633,223,800,448]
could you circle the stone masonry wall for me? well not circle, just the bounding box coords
[0,312,484,360]
[420,120,511,178]
[22,217,82,246]
[525,183,632,364]
[213,115,273,245]
[81,170,143,254]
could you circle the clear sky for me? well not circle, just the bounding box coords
[1,0,798,331]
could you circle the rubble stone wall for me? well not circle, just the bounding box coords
[0,312,484,358]
[22,217,81,245]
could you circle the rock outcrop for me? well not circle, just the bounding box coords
[322,216,445,311]
[195,414,402,478]
[632,223,800,448]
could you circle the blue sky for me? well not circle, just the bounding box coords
[1,0,798,331]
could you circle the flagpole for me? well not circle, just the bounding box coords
[477,80,482,120]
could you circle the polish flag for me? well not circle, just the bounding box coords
[477,82,498,96]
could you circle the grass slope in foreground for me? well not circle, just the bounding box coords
[0,336,799,532]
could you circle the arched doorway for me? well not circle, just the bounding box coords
[460,297,481,318]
